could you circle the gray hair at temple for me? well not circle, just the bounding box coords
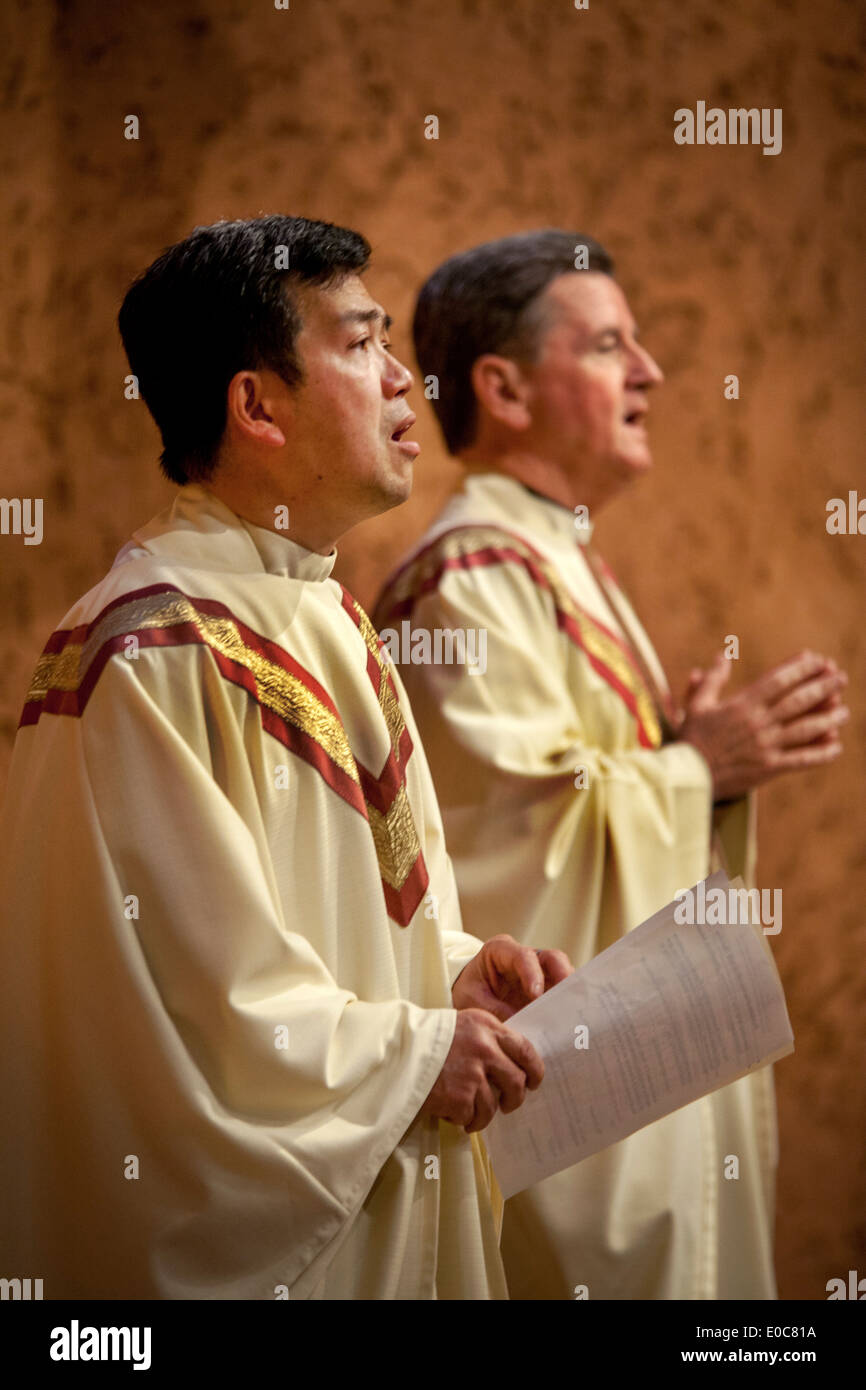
[412,229,614,456]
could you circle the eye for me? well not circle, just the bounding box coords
[351,336,371,351]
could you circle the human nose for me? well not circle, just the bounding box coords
[383,349,414,398]
[629,341,664,388]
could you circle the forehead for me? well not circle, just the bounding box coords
[294,273,381,329]
[539,272,633,334]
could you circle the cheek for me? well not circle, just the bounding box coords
[314,369,381,442]
[575,373,623,437]
[337,364,383,421]
[542,373,615,440]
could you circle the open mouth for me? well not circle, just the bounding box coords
[623,410,646,427]
[391,413,416,443]
[390,415,420,455]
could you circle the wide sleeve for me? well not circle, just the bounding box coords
[439,926,487,987]
[0,642,456,1297]
[712,790,758,884]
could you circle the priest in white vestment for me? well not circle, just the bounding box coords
[374,231,848,1300]
[0,216,572,1300]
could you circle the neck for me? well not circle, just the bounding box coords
[204,470,339,557]
[458,444,613,517]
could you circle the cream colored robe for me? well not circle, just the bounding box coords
[374,471,778,1301]
[0,484,506,1301]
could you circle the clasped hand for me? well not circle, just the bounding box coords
[420,935,573,1134]
[678,648,848,802]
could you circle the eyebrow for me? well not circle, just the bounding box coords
[593,324,640,339]
[339,308,393,332]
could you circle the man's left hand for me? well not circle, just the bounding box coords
[452,935,574,1020]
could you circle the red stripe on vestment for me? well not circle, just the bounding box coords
[376,533,659,751]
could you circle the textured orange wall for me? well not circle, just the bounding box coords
[1,0,864,1299]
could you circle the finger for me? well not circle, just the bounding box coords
[465,1080,500,1133]
[484,1054,529,1115]
[753,650,835,704]
[774,707,849,749]
[813,688,844,713]
[489,938,545,1002]
[803,728,843,750]
[691,653,731,708]
[805,676,848,715]
[497,1027,545,1090]
[461,982,519,1023]
[682,669,704,704]
[762,742,844,777]
[770,672,848,722]
[535,948,574,988]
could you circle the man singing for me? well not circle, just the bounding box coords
[374,230,848,1299]
[0,216,573,1300]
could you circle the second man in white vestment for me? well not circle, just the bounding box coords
[374,231,848,1300]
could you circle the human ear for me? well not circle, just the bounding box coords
[225,370,287,450]
[470,354,532,432]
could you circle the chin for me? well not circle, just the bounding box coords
[377,475,414,512]
[621,450,653,477]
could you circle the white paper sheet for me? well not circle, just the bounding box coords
[484,871,794,1199]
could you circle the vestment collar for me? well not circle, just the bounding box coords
[125,484,338,583]
[458,471,595,546]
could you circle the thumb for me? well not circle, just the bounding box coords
[690,652,731,710]
[682,668,705,705]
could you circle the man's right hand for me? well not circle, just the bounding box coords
[420,1007,544,1134]
[678,649,848,802]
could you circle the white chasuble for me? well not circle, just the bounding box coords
[374,471,777,1301]
[0,484,506,1301]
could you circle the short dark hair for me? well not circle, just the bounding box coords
[412,229,614,456]
[118,214,371,485]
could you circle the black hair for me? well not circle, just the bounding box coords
[118,214,371,485]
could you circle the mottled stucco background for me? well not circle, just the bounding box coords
[1,0,864,1299]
